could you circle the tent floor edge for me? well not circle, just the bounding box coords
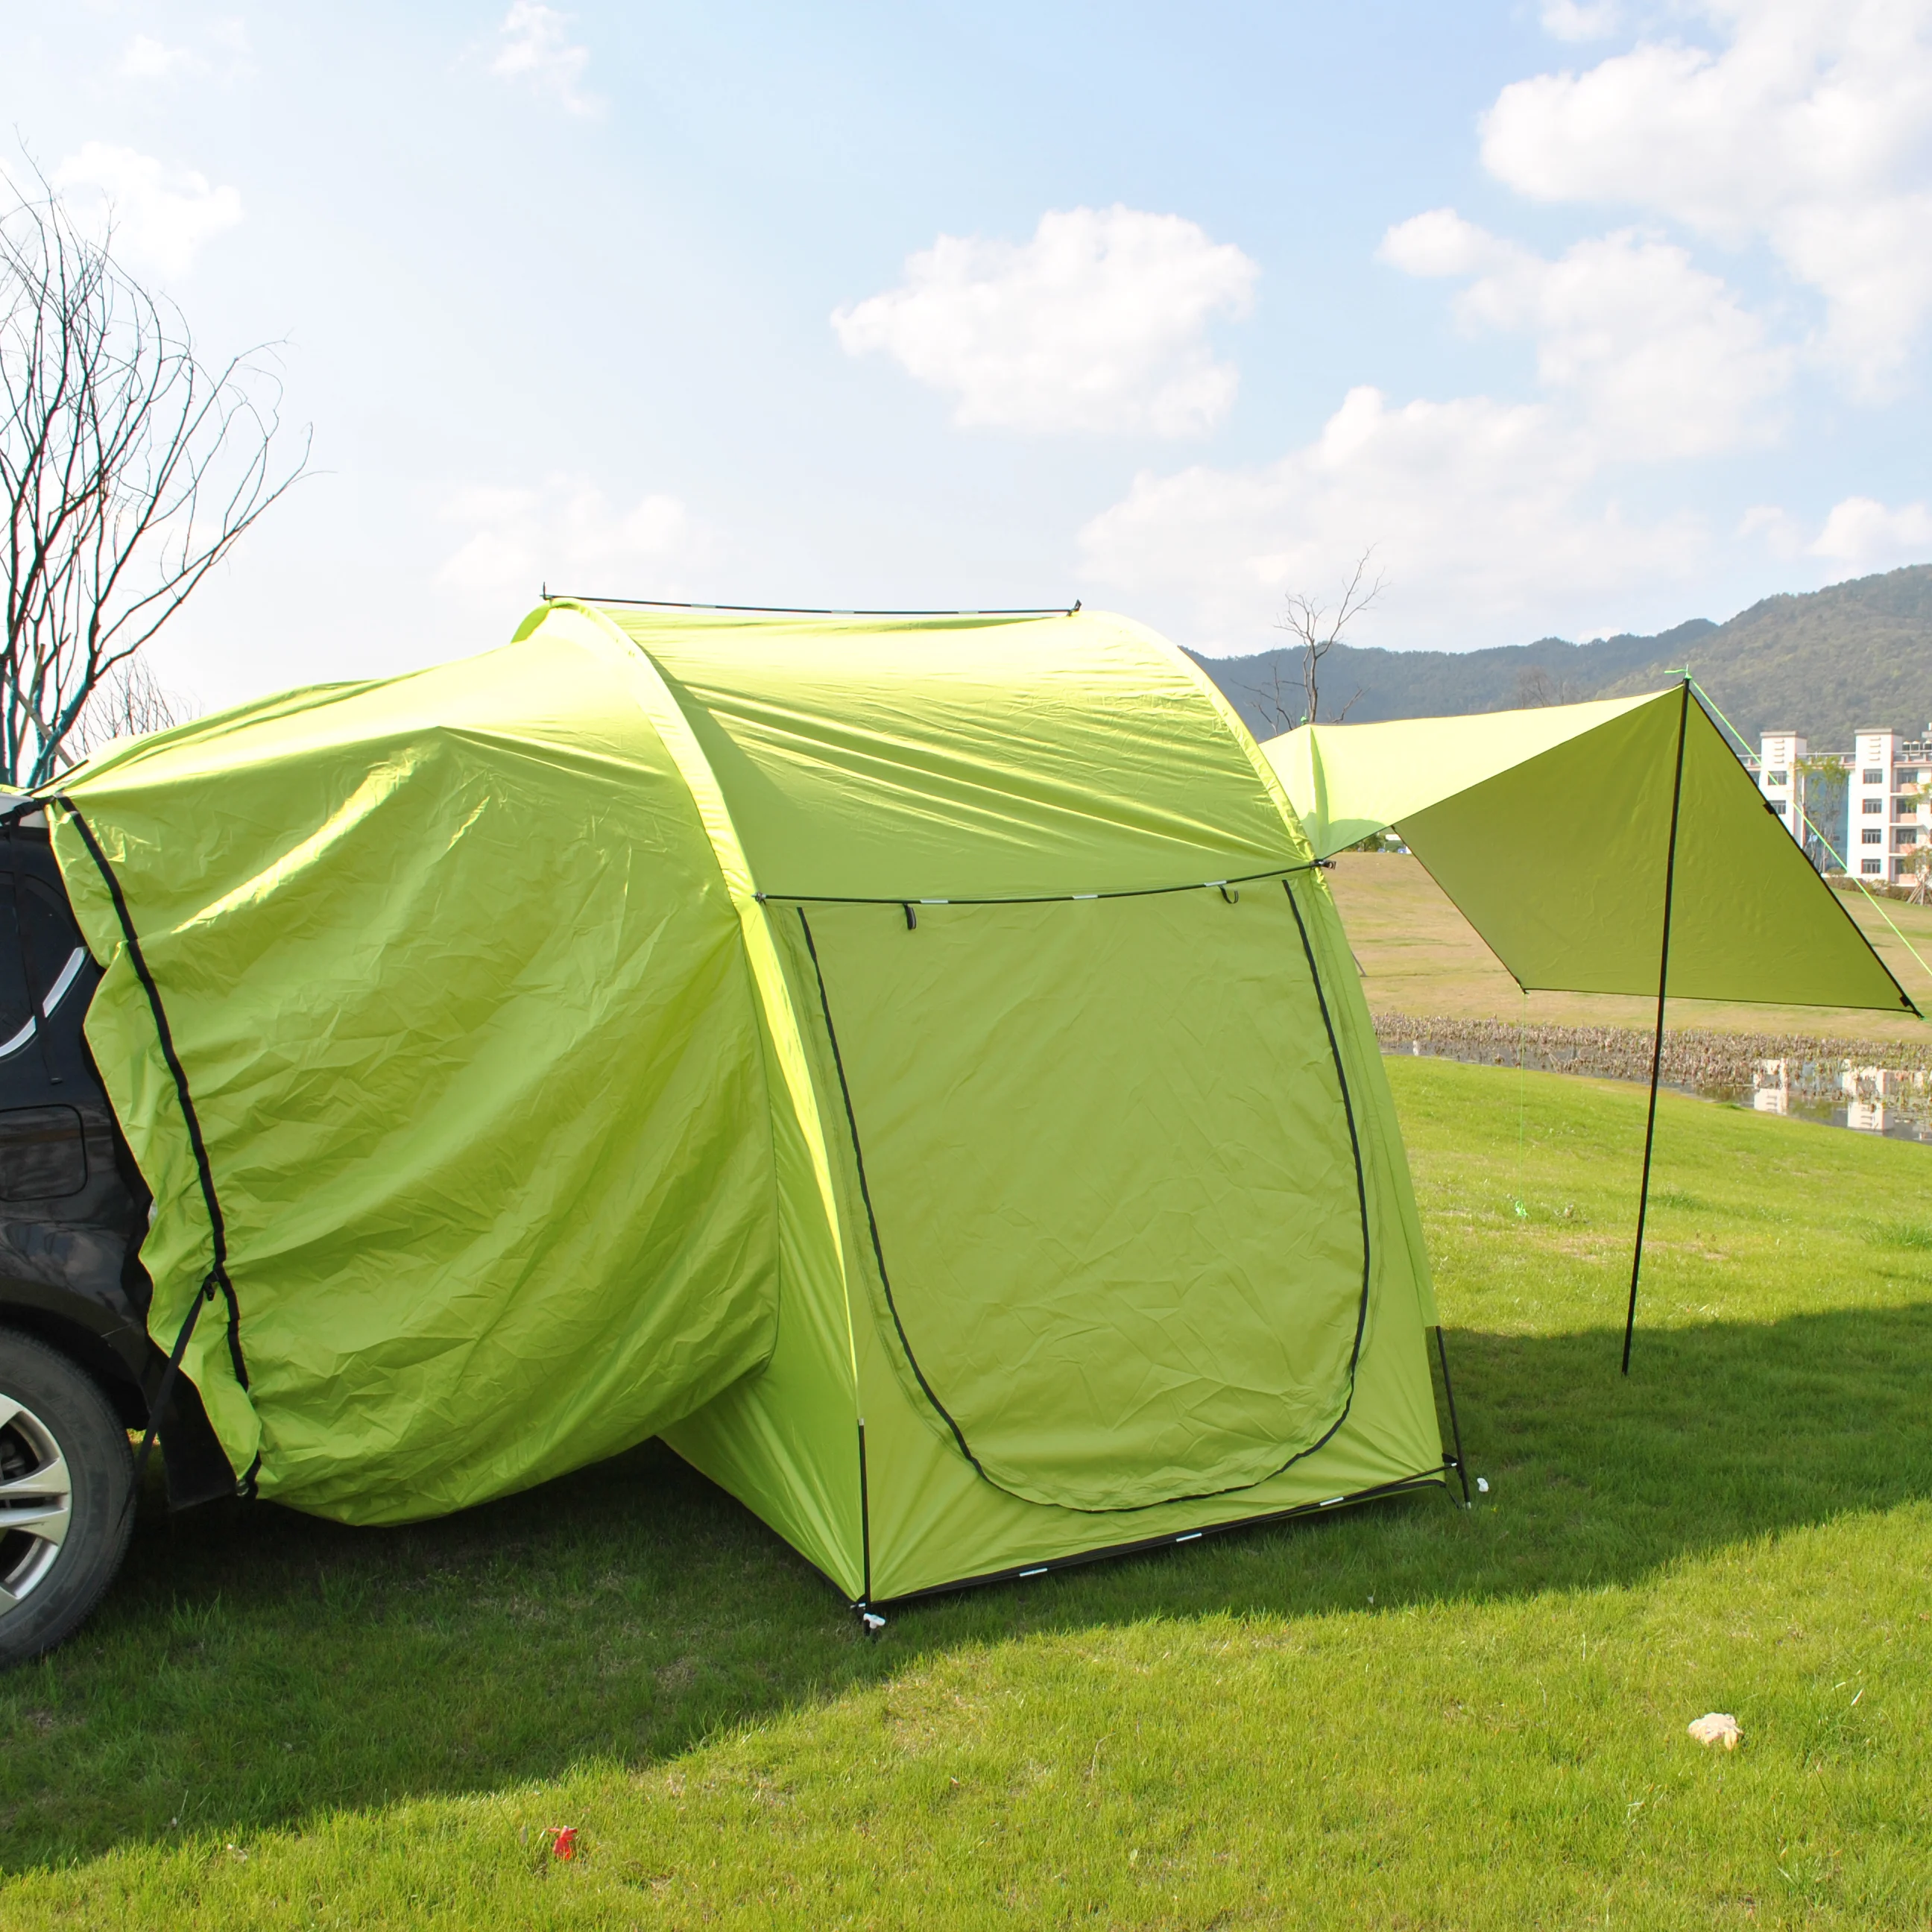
[861,1471,1450,1609]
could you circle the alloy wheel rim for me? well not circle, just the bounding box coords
[0,1395,72,1613]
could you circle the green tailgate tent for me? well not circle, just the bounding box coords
[44,602,1448,1605]
[1262,685,1920,1366]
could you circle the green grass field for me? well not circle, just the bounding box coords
[1330,852,1932,1043]
[4,1056,1931,1928]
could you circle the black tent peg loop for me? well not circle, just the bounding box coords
[901,902,917,929]
[1217,883,1239,904]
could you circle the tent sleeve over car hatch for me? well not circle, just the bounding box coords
[47,630,782,1524]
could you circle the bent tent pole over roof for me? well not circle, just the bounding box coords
[1261,684,1924,1365]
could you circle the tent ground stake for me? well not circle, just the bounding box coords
[1623,678,1690,1376]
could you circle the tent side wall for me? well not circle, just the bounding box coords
[48,632,788,1524]
[520,605,871,1596]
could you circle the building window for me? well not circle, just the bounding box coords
[1863,859,1885,874]
[1901,769,1924,784]
[1767,769,1789,784]
[1898,828,1921,846]
[1770,799,1787,815]
[1863,798,1885,812]
[1864,768,1886,783]
[1863,828,1884,843]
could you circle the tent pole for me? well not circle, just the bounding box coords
[1433,1326,1471,1506]
[1622,678,1691,1375]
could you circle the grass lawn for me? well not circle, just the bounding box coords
[4,1057,1932,1927]
[1329,851,1932,1044]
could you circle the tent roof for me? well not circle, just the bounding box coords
[528,602,1310,900]
[1263,689,1920,1016]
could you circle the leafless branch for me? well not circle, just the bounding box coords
[1274,547,1386,727]
[1243,656,1304,737]
[1,161,309,786]
[64,654,197,765]
[1512,665,1577,709]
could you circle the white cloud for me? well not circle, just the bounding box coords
[51,143,243,280]
[1541,0,1623,41]
[1737,502,1808,556]
[1810,494,1932,566]
[489,3,599,118]
[833,205,1259,436]
[1480,0,1932,390]
[1377,206,1515,280]
[435,478,720,611]
[1078,385,1706,652]
[119,36,204,80]
[1381,209,1792,457]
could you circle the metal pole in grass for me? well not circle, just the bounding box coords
[1623,676,1691,1374]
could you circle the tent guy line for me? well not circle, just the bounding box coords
[1693,675,1932,996]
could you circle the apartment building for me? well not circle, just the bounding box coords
[1757,729,1806,842]
[1851,727,1930,883]
[1758,724,1932,881]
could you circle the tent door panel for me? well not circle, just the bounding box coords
[799,887,1368,1513]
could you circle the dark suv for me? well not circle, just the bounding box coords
[0,804,232,1664]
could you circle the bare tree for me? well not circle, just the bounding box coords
[1512,665,1577,708]
[1274,548,1384,727]
[66,654,196,765]
[1243,655,1304,737]
[1,165,307,787]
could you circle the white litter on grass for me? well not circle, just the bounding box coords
[1688,1712,1742,1750]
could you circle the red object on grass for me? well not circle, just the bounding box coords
[549,1826,578,1860]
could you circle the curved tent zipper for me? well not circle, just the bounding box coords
[796,906,988,1485]
[798,880,1374,1513]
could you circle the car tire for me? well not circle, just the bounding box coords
[0,1328,134,1667]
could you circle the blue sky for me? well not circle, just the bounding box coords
[8,2,1932,705]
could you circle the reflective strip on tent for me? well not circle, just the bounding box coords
[1263,687,1919,1015]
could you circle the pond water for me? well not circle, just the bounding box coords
[1727,1060,1932,1144]
[1386,1043,1932,1145]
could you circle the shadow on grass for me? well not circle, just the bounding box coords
[3,1299,1928,1870]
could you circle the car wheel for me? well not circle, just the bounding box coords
[0,1328,134,1667]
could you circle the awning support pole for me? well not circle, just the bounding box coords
[1623,678,1691,1375]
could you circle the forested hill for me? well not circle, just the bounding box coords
[1193,562,1932,750]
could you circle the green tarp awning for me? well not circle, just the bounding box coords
[1263,686,1919,1014]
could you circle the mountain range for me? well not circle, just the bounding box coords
[1193,561,1932,751]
